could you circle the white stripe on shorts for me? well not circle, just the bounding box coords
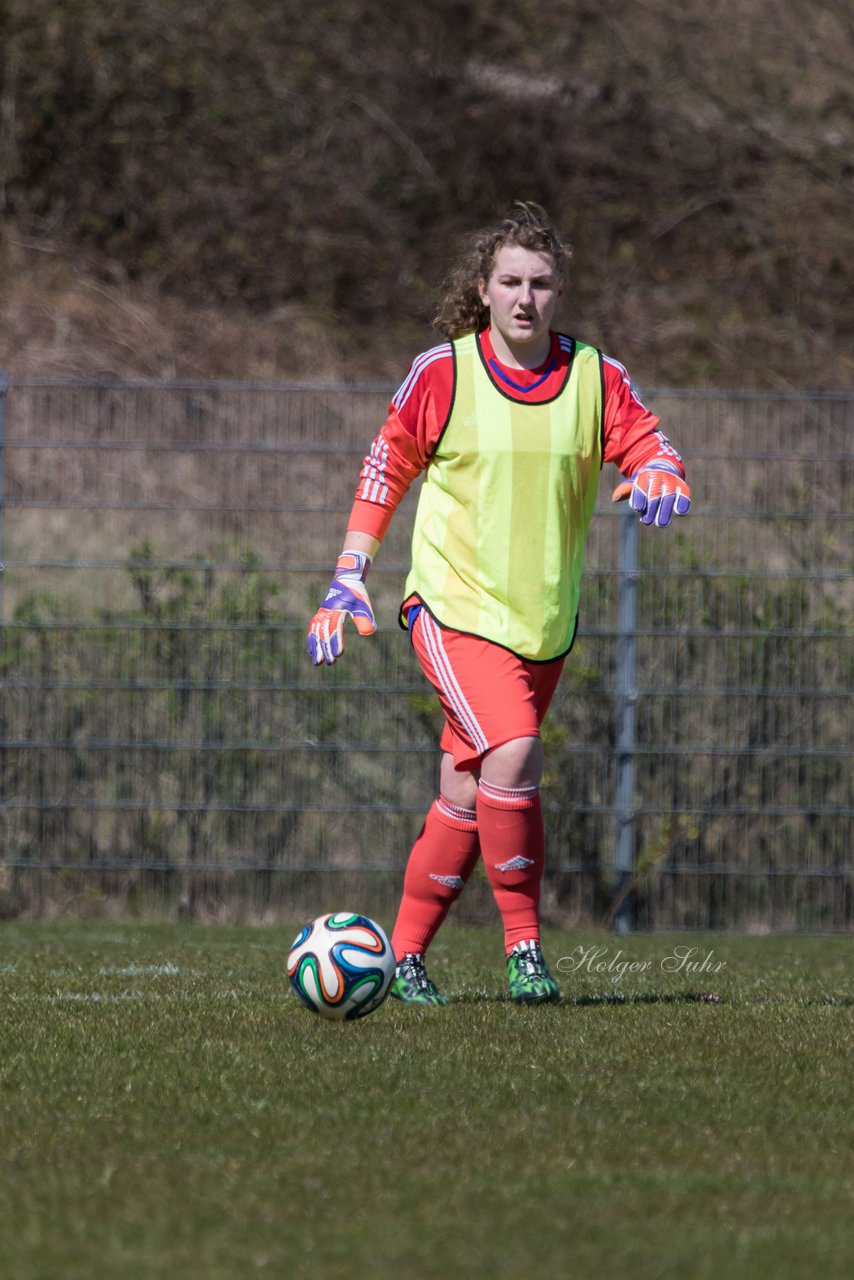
[419,612,490,756]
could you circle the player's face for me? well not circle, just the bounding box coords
[478,245,562,361]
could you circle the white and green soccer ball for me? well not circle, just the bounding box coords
[287,912,395,1021]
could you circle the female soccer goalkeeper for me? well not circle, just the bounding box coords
[307,202,690,1005]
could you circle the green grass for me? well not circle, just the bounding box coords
[1,924,852,1280]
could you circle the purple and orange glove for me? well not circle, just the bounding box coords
[307,550,376,666]
[612,461,691,527]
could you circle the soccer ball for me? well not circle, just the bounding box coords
[287,912,396,1021]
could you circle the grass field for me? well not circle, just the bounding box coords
[1,923,852,1280]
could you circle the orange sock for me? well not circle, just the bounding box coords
[390,797,480,960]
[477,780,545,952]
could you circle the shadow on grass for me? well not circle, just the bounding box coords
[446,991,854,1007]
[447,990,724,1006]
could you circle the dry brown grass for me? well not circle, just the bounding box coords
[4,0,853,391]
[0,229,361,383]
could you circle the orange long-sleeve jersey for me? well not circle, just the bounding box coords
[347,326,684,540]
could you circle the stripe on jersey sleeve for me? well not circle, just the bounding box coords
[393,343,453,412]
[357,435,390,505]
[603,354,649,410]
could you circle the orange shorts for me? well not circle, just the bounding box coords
[409,607,565,772]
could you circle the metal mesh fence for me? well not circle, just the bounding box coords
[1,377,851,928]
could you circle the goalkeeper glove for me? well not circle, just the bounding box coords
[612,461,691,527]
[307,550,376,666]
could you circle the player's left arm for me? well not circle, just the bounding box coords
[601,357,691,528]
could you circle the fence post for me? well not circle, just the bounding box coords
[612,501,639,931]
[0,372,6,624]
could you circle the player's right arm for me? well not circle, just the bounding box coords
[307,343,454,665]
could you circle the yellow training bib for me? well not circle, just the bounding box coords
[402,332,604,661]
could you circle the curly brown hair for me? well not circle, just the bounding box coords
[433,201,571,340]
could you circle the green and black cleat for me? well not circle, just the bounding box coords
[389,953,447,1006]
[507,939,560,1004]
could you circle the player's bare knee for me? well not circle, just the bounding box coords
[439,752,479,810]
[480,735,543,790]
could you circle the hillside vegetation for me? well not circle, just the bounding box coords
[1,0,852,384]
